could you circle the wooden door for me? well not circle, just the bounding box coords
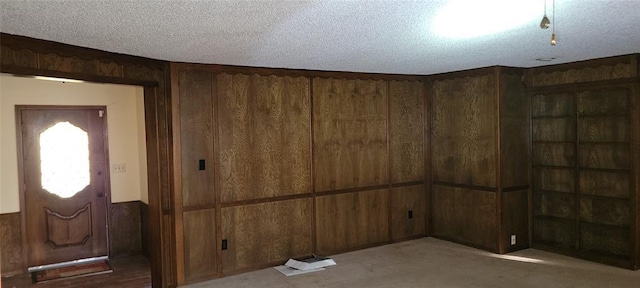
[17,106,109,267]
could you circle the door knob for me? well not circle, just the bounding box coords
[97,193,105,198]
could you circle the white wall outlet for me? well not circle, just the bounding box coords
[510,234,516,245]
[113,163,126,173]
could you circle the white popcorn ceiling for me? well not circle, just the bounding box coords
[1,0,639,75]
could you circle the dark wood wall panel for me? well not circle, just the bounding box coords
[217,73,311,202]
[532,118,576,142]
[38,53,97,74]
[431,73,497,187]
[315,189,389,254]
[389,80,424,184]
[110,201,142,258]
[391,185,426,241]
[526,55,635,87]
[578,88,631,116]
[534,191,575,219]
[580,198,630,226]
[532,143,576,167]
[500,71,529,188]
[533,168,575,193]
[179,70,215,207]
[1,213,23,276]
[579,171,630,198]
[579,118,629,142]
[534,218,576,249]
[502,190,529,251]
[531,93,575,117]
[581,224,630,258]
[312,78,388,191]
[0,47,36,68]
[140,202,149,257]
[432,185,497,251]
[183,209,216,283]
[221,198,312,274]
[579,144,629,169]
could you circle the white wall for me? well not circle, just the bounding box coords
[0,75,148,213]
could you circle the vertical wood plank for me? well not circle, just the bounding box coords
[501,190,529,252]
[179,70,215,207]
[110,202,142,257]
[0,212,23,276]
[221,198,312,274]
[312,78,388,191]
[391,185,426,241]
[216,74,311,202]
[500,71,529,188]
[431,185,498,251]
[431,73,497,187]
[315,189,389,254]
[389,81,424,184]
[183,209,216,283]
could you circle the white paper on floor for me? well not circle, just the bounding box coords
[274,254,336,276]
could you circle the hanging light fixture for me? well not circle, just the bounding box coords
[550,0,557,45]
[539,0,550,29]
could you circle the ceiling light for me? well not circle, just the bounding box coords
[433,0,539,38]
[539,0,550,29]
[535,57,556,62]
[550,0,557,45]
[539,15,550,29]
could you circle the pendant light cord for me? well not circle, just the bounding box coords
[552,0,555,34]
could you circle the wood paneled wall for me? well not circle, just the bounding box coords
[217,74,311,202]
[221,198,312,274]
[0,213,23,276]
[5,32,639,285]
[1,33,174,287]
[110,201,143,258]
[527,54,640,269]
[171,63,426,284]
[312,78,388,191]
[428,67,529,253]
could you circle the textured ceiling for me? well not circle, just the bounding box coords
[1,0,639,75]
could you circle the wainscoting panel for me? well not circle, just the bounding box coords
[315,189,389,255]
[110,201,142,258]
[221,198,312,274]
[0,212,23,276]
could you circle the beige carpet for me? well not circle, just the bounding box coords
[184,238,640,288]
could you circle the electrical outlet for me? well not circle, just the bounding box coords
[408,210,413,219]
[113,163,126,173]
[510,234,516,245]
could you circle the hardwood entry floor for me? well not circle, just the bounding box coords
[1,255,151,288]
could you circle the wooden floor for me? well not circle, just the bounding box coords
[1,255,151,288]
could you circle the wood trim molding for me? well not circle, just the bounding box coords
[1,65,158,87]
[432,182,499,193]
[1,33,165,68]
[170,62,426,82]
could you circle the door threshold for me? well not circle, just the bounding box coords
[27,255,109,273]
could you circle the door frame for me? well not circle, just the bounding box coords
[15,105,113,269]
[0,65,171,287]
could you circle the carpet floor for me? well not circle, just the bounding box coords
[184,237,640,288]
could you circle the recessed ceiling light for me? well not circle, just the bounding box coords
[535,57,556,62]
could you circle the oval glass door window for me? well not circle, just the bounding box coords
[40,121,90,198]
